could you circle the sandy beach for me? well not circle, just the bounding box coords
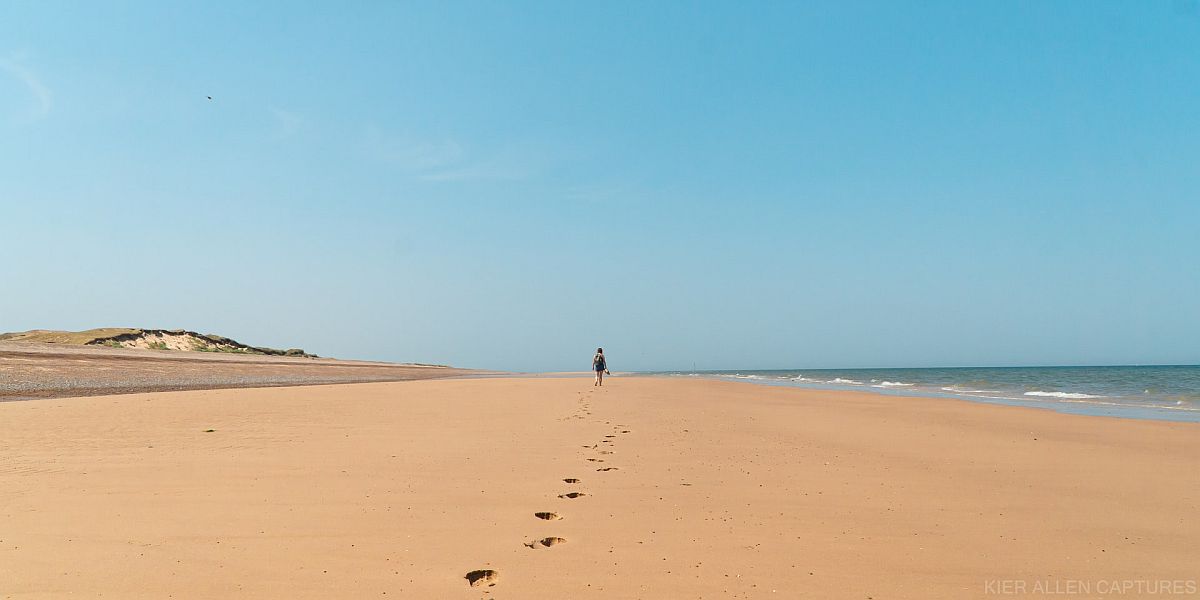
[2,376,1197,599]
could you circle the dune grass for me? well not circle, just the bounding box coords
[0,328,142,344]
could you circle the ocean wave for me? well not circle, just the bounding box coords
[941,386,1004,394]
[830,378,864,385]
[1024,391,1105,399]
[874,381,913,388]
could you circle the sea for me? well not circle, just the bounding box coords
[651,366,1200,423]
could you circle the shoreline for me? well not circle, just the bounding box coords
[654,373,1200,427]
[0,341,477,402]
[646,368,1200,423]
[2,376,1196,598]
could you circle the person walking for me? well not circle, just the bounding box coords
[592,347,610,386]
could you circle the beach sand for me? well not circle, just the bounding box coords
[1,377,1196,598]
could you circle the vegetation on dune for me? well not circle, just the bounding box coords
[0,328,317,358]
[0,328,142,345]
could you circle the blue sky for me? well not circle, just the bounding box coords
[2,1,1197,371]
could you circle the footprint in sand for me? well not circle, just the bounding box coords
[525,537,567,549]
[465,569,500,587]
[596,467,619,472]
[586,458,604,462]
[559,492,587,499]
[534,511,563,520]
[563,478,580,484]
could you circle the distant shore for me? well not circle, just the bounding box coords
[1,376,1195,598]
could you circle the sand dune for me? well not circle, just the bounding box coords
[1,377,1196,598]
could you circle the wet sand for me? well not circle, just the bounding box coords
[1,377,1196,598]
[0,341,472,401]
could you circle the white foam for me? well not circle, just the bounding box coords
[830,378,864,385]
[874,381,913,388]
[1024,391,1105,399]
[941,386,1004,394]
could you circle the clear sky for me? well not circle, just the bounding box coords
[2,1,1197,371]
